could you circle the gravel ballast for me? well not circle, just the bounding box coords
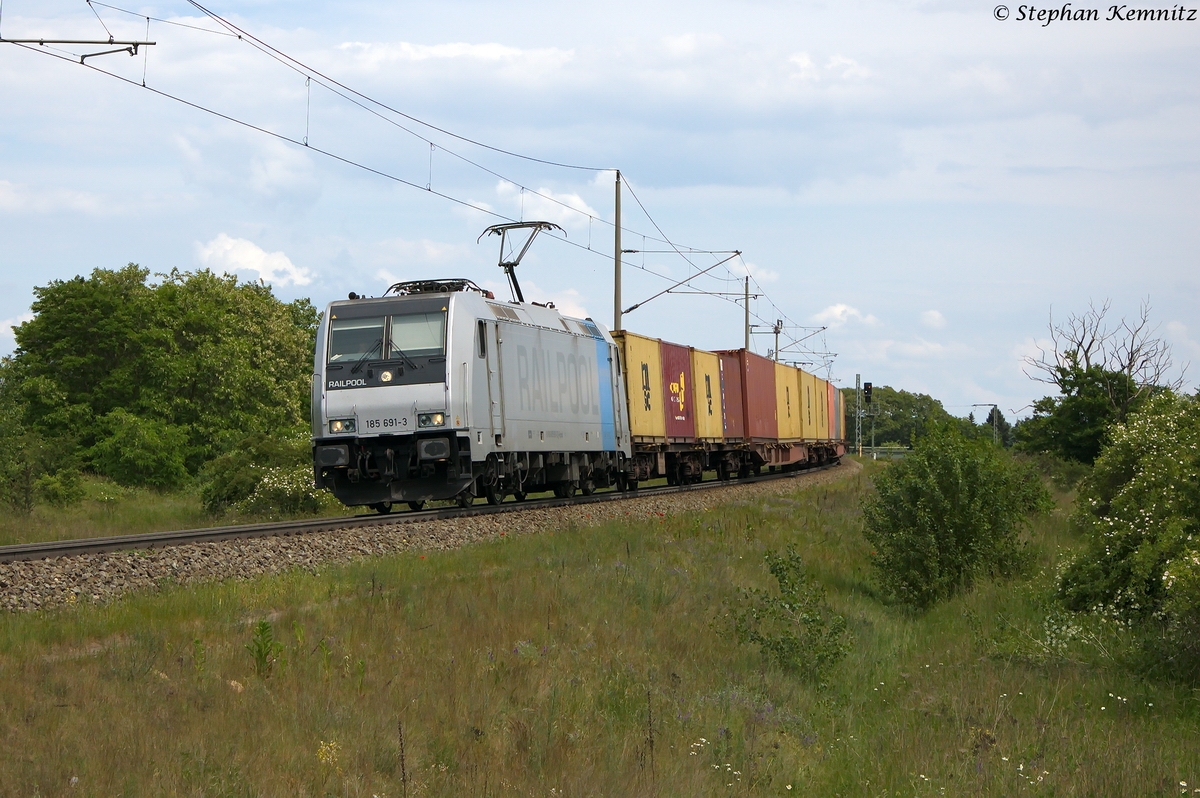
[0,461,861,613]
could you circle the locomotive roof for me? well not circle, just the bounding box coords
[326,289,609,340]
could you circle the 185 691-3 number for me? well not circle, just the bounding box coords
[364,417,407,430]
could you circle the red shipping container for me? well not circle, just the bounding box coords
[659,341,696,440]
[716,350,778,441]
[743,351,778,440]
[718,352,745,439]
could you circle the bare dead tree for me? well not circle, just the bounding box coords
[1023,299,1187,421]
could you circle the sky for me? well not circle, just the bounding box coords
[1,0,1197,422]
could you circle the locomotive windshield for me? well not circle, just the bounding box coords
[390,312,446,358]
[328,316,385,362]
[327,311,447,363]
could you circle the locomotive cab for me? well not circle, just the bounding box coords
[311,284,474,509]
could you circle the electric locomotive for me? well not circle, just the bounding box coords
[310,271,632,512]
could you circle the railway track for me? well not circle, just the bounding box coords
[0,462,842,564]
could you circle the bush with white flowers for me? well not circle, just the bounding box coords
[1058,391,1200,679]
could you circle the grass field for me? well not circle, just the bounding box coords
[0,460,1196,796]
[0,474,419,548]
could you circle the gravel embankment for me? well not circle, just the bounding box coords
[0,461,861,613]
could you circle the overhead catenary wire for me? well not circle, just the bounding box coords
[187,0,611,174]
[72,0,743,259]
[85,0,114,40]
[88,1,237,37]
[8,4,828,364]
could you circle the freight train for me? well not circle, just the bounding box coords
[310,276,845,513]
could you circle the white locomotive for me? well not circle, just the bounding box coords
[311,255,632,511]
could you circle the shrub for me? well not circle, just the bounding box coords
[87,409,190,489]
[234,462,333,518]
[199,432,332,517]
[730,546,851,683]
[1017,451,1092,491]
[862,422,1051,610]
[1057,392,1200,680]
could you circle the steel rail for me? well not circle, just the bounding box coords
[0,463,840,563]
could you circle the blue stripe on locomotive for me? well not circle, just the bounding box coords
[583,320,617,451]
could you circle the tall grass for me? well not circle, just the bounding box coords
[0,462,1195,796]
[0,475,349,547]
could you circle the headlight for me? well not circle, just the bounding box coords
[380,370,393,383]
[329,418,356,434]
[418,412,445,428]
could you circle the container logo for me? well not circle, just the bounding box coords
[705,374,713,416]
[668,371,686,415]
[641,363,652,411]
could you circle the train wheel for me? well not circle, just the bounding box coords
[485,484,506,505]
[627,478,639,491]
[581,478,595,496]
[456,492,474,508]
[512,490,528,502]
[371,502,393,514]
[407,500,426,511]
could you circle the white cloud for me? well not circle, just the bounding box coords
[195,234,313,287]
[729,259,780,283]
[175,135,319,207]
[788,52,820,82]
[889,337,966,359]
[825,55,872,80]
[662,33,722,58]
[0,312,33,356]
[495,181,598,229]
[920,309,947,329]
[1167,321,1200,358]
[372,240,472,286]
[336,41,574,74]
[812,303,880,328]
[0,181,107,215]
[480,279,589,319]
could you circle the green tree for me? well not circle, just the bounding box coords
[1058,392,1200,679]
[839,384,956,447]
[1018,300,1179,464]
[0,359,84,511]
[862,421,1050,610]
[7,265,318,487]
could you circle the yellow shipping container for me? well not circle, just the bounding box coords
[614,331,665,440]
[799,369,819,440]
[691,348,724,441]
[774,362,802,440]
[815,376,830,440]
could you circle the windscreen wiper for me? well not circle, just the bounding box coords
[350,338,383,374]
[388,343,419,370]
